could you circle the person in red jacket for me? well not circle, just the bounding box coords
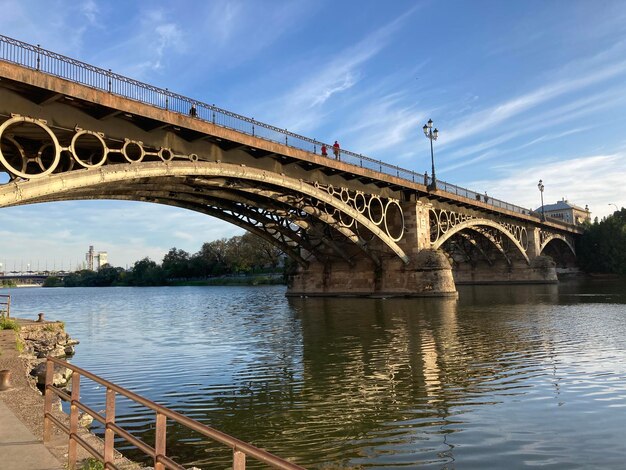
[321,144,328,157]
[332,141,340,160]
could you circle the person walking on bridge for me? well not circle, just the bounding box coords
[321,144,328,157]
[333,140,341,160]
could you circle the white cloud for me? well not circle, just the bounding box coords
[260,6,421,132]
[468,153,626,219]
[443,59,626,147]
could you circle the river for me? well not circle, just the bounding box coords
[6,279,626,469]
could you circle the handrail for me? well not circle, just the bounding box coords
[43,357,305,470]
[0,294,10,318]
[0,34,543,220]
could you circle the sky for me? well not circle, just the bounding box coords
[0,0,625,270]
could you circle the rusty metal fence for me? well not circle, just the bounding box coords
[0,294,10,318]
[0,34,539,217]
[43,357,305,470]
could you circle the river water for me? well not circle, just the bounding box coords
[7,280,626,469]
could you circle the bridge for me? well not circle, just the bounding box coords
[0,35,582,297]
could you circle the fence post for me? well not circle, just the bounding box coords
[165,88,169,111]
[43,359,54,442]
[68,373,81,469]
[233,449,246,470]
[104,388,116,466]
[36,44,40,71]
[107,69,112,93]
[155,412,167,470]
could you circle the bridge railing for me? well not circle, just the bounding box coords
[0,34,534,217]
[44,357,304,470]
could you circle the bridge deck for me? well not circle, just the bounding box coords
[0,34,582,235]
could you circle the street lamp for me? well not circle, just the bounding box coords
[422,119,439,190]
[609,203,618,213]
[537,179,545,221]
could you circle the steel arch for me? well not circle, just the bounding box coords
[432,218,530,264]
[0,161,410,264]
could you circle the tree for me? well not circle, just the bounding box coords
[577,208,626,274]
[127,258,166,286]
[239,232,283,271]
[195,239,230,275]
[162,248,191,279]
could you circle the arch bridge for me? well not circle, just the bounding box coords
[0,35,583,297]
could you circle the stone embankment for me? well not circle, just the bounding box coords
[19,319,79,388]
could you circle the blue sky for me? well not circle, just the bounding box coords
[0,0,625,270]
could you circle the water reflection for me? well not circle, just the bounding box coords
[6,281,626,469]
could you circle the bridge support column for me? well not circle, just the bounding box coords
[453,257,558,285]
[286,201,457,298]
[453,226,557,285]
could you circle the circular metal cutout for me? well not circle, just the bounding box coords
[338,210,354,228]
[122,140,145,163]
[429,209,440,243]
[367,196,384,225]
[158,147,174,161]
[354,193,367,213]
[384,200,404,242]
[340,187,350,203]
[0,116,61,178]
[70,130,108,168]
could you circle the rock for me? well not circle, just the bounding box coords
[31,362,73,386]
[78,412,93,427]
[64,345,75,356]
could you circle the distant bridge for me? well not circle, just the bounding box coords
[0,272,69,285]
[0,35,583,297]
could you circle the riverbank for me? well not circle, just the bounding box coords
[169,273,284,286]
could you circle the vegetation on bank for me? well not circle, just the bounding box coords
[44,233,292,288]
[0,318,20,331]
[576,208,626,274]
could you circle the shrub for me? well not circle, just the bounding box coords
[0,318,20,331]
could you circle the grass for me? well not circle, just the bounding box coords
[82,459,104,470]
[69,459,104,470]
[0,318,20,332]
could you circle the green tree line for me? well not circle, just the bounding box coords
[44,233,289,287]
[576,208,626,274]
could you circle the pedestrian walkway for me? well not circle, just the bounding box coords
[0,391,63,470]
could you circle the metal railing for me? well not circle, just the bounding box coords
[0,34,535,217]
[44,357,305,470]
[0,294,10,318]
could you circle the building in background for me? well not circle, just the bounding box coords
[537,199,591,225]
[95,251,108,270]
[86,246,109,271]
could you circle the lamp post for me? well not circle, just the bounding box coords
[609,203,618,213]
[422,119,439,190]
[537,179,545,221]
